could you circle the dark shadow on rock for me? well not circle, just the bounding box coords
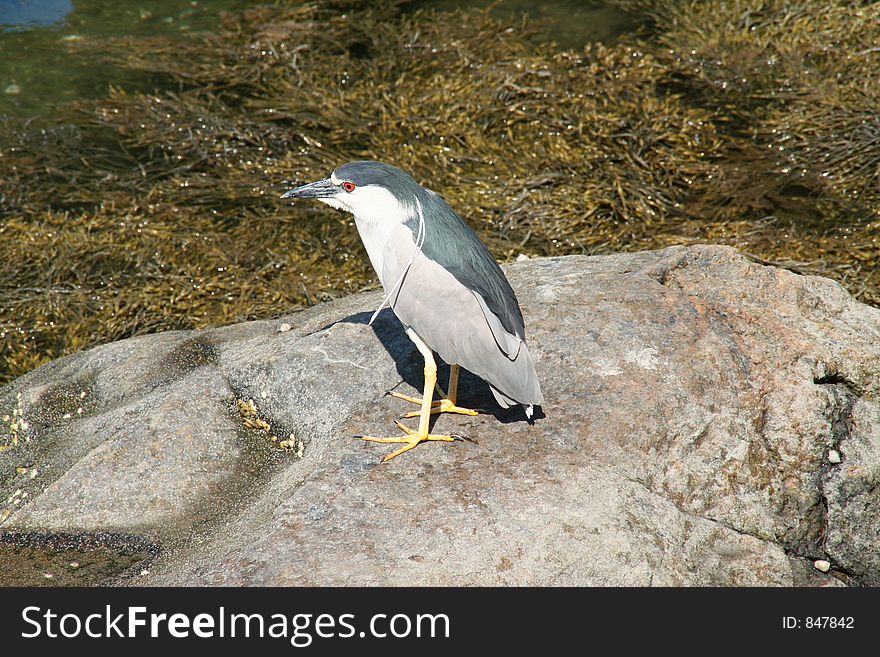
[333,309,539,425]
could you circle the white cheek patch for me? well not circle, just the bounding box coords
[348,185,415,225]
[330,171,342,185]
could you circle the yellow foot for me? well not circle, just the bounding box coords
[389,392,479,418]
[359,421,459,462]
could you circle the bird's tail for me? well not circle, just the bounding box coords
[489,386,536,419]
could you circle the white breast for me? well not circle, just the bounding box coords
[355,214,416,291]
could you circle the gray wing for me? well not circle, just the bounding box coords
[409,189,526,342]
[389,250,543,407]
[394,188,541,406]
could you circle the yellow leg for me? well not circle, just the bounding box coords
[360,331,462,462]
[392,364,478,418]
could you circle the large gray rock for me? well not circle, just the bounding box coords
[1,245,878,585]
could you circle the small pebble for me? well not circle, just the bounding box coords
[43,573,53,579]
[828,449,841,464]
[62,413,72,419]
[69,562,79,568]
[278,322,292,333]
[76,407,83,415]
[813,559,831,573]
[260,390,268,399]
[4,84,20,96]
[516,253,530,262]
[61,34,83,42]
[80,391,87,399]
[140,569,150,576]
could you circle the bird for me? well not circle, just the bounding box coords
[281,161,543,461]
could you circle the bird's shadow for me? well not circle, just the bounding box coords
[327,309,543,425]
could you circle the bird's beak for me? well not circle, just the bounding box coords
[281,178,337,200]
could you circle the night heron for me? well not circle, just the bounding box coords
[281,161,543,461]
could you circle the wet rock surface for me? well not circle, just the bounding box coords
[2,245,878,586]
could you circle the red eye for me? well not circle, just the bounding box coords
[342,181,356,192]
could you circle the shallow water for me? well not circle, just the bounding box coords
[0,0,246,118]
[0,533,156,586]
[410,0,640,49]
[0,0,639,119]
